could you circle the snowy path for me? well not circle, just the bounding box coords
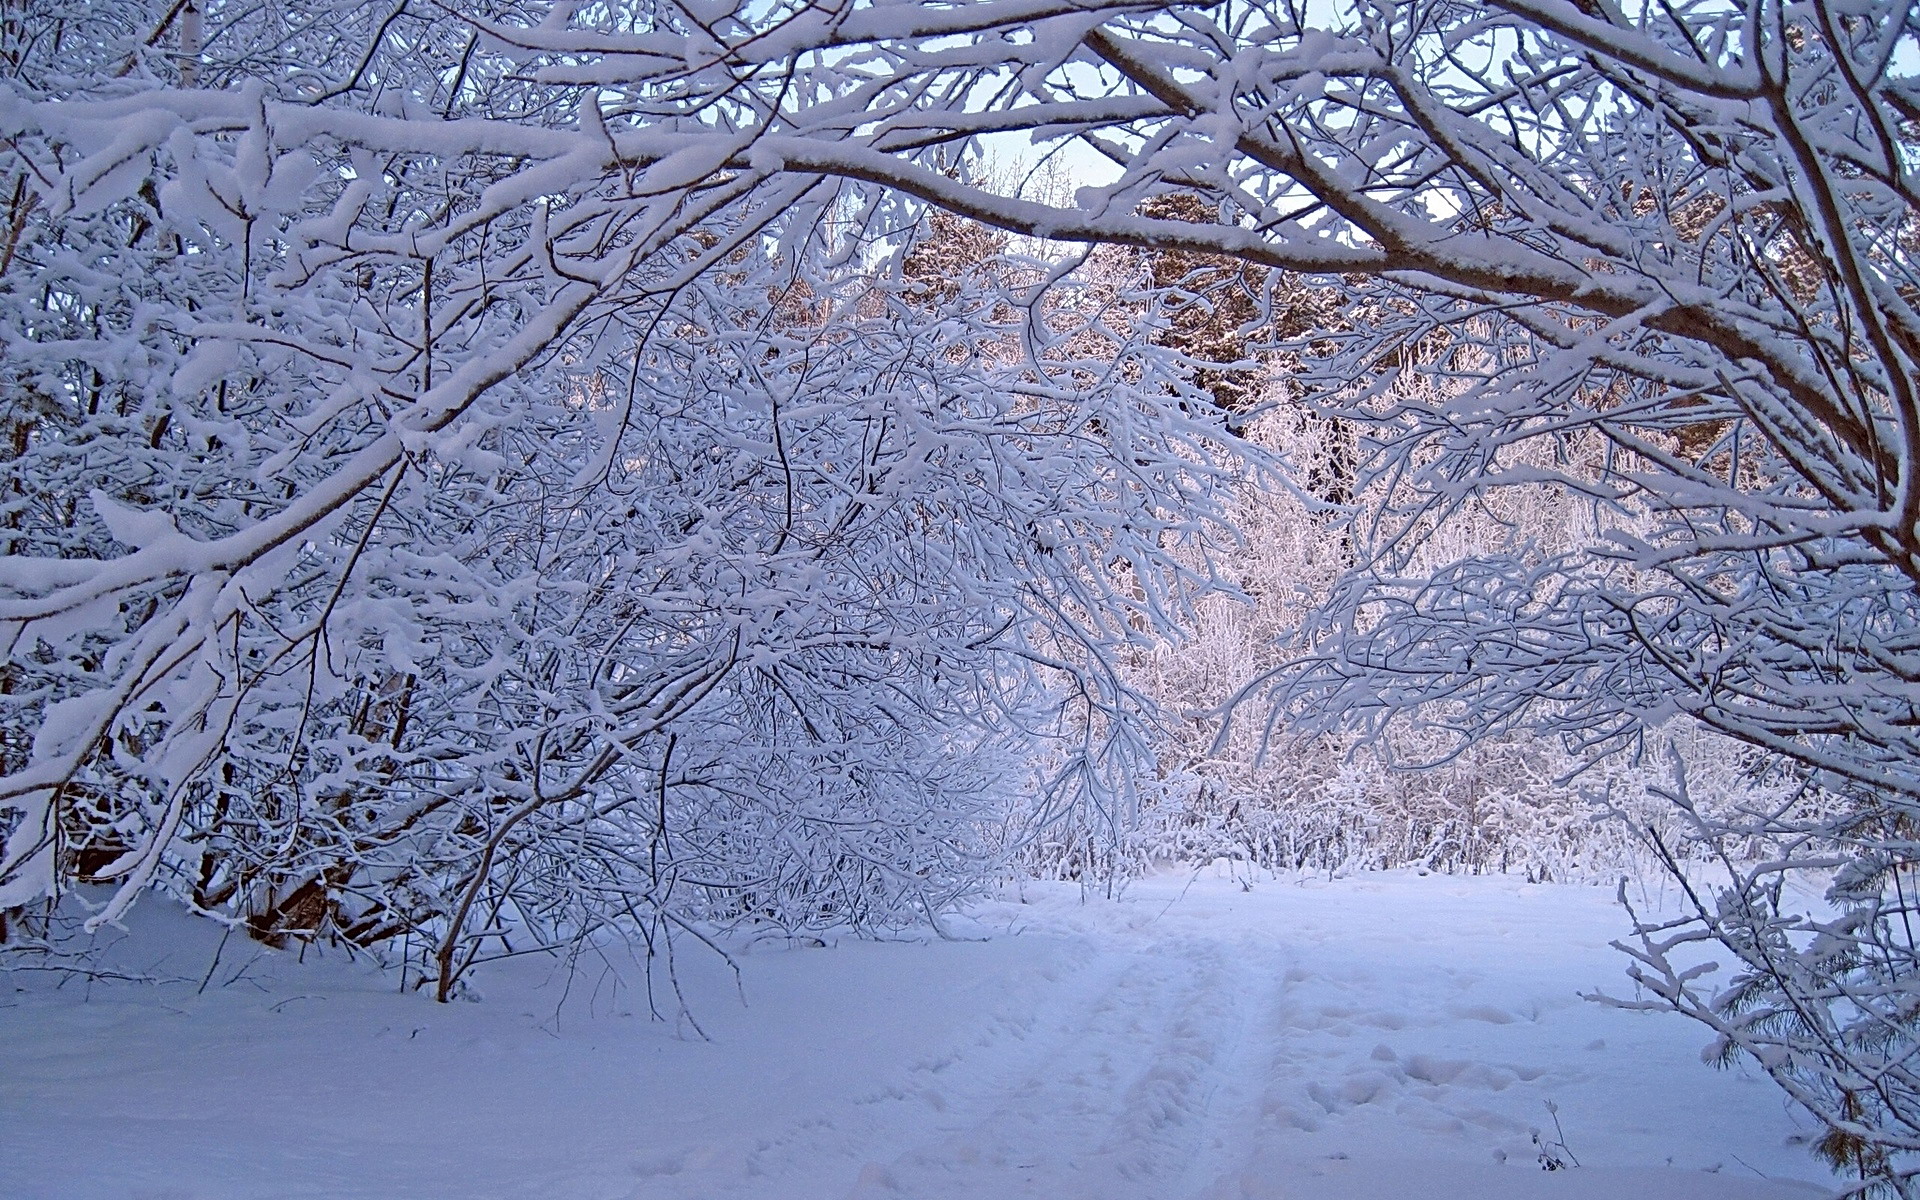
[3,872,1836,1199]
[831,935,1260,1199]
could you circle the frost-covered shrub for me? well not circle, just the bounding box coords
[0,2,1243,993]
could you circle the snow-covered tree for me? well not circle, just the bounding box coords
[0,0,1240,998]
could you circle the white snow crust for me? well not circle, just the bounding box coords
[2,871,1834,1199]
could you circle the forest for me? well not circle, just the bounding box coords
[1,0,1917,1196]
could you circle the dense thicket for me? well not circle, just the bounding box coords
[0,0,1243,998]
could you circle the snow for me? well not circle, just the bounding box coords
[2,871,1834,1200]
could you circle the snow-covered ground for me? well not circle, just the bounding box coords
[3,870,1835,1200]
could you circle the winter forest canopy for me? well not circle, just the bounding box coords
[3,0,1920,1191]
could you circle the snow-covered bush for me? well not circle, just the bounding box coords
[0,0,1242,995]
[1104,399,1788,885]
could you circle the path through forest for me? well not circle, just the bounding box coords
[4,872,1833,1199]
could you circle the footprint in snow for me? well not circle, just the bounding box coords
[1448,1003,1517,1024]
